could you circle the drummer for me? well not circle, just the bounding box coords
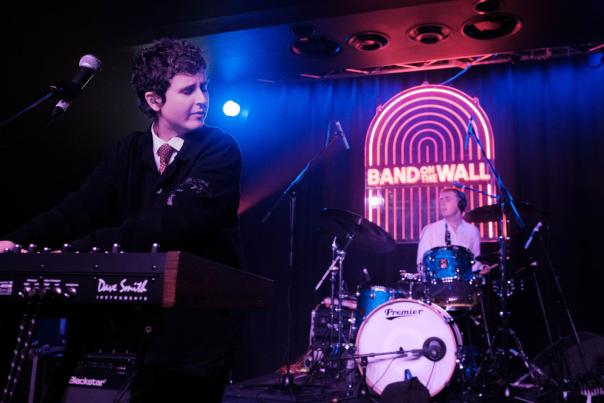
[417,187,492,276]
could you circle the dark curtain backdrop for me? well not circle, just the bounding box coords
[221,56,604,380]
[1,52,603,381]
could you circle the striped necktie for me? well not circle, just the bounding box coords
[157,143,176,174]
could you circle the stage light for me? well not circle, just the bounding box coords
[587,51,602,68]
[222,100,241,117]
[368,195,385,208]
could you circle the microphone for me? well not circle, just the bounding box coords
[333,120,351,150]
[423,337,446,362]
[524,221,543,250]
[452,181,466,190]
[51,54,102,118]
[465,116,473,150]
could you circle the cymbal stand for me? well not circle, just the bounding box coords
[315,227,359,371]
[328,237,339,354]
[522,225,589,393]
[475,285,494,359]
[464,117,551,396]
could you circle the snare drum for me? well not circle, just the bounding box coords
[422,246,478,310]
[355,298,462,396]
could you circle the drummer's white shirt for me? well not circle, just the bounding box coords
[416,219,481,271]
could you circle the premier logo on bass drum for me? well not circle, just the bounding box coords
[384,307,424,320]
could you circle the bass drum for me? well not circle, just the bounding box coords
[355,298,462,397]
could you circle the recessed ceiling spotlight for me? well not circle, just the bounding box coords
[474,0,504,14]
[291,35,342,58]
[463,13,522,40]
[347,31,390,51]
[408,24,451,45]
[291,23,316,38]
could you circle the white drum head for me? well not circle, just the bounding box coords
[355,298,461,396]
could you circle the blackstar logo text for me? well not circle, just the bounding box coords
[97,278,149,294]
[69,376,107,387]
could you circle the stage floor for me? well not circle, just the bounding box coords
[223,372,376,402]
[222,370,582,402]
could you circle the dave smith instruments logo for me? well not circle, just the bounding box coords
[384,307,424,320]
[97,278,149,294]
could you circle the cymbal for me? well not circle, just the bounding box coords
[464,202,542,223]
[475,252,503,264]
[321,208,395,253]
[464,204,502,223]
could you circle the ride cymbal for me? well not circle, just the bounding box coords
[321,208,395,253]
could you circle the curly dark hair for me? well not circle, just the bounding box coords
[131,38,207,119]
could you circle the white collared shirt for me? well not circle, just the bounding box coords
[416,218,481,271]
[150,124,185,171]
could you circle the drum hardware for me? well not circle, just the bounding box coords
[307,251,490,399]
[313,208,396,379]
[475,288,494,358]
[397,270,423,299]
[324,343,447,398]
[322,296,357,310]
[491,276,525,297]
[305,201,567,401]
[460,121,577,400]
[475,326,554,397]
[314,234,355,356]
[355,298,463,397]
[508,232,590,399]
[309,301,358,355]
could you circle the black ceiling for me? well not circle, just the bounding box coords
[4,0,604,82]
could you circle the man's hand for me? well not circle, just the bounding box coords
[479,263,498,276]
[0,240,16,253]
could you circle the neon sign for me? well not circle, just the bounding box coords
[364,84,497,242]
[367,163,492,186]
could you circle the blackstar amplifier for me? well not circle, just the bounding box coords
[61,352,136,403]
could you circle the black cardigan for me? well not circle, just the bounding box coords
[6,125,242,268]
[5,125,244,363]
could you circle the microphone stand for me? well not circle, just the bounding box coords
[1,82,82,128]
[325,347,424,399]
[454,183,498,200]
[0,91,55,128]
[464,116,551,396]
[258,127,346,395]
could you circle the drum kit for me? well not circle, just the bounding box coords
[304,206,537,400]
[261,120,587,400]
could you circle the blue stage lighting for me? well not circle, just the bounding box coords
[223,100,241,117]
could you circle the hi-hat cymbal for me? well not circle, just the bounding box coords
[464,202,542,223]
[321,208,395,253]
[475,252,505,264]
[464,204,507,223]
